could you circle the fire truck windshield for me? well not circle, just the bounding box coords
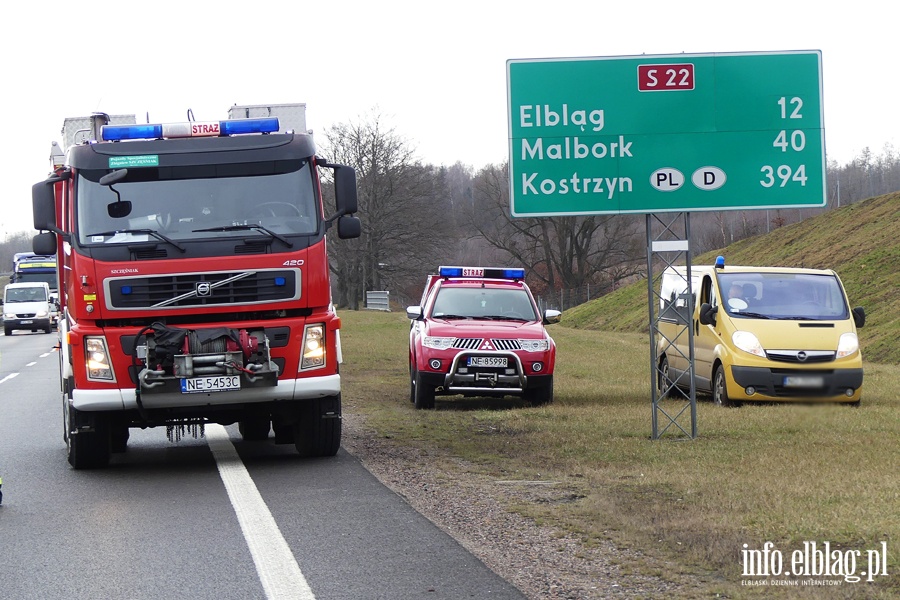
[75,159,318,245]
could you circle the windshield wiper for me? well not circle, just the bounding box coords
[732,311,772,319]
[434,314,470,320]
[192,224,293,248]
[482,314,529,321]
[86,228,186,252]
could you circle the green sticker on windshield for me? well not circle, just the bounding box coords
[109,155,159,168]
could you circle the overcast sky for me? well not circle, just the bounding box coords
[2,0,897,238]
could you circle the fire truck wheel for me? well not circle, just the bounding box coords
[66,407,112,469]
[294,395,341,457]
[239,418,271,441]
[413,371,436,410]
[111,428,130,453]
[524,376,554,406]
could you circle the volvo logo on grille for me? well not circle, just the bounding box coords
[196,282,212,296]
[797,351,808,362]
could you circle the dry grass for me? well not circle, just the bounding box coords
[339,309,899,598]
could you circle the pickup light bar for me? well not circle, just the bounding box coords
[101,117,280,141]
[438,266,526,280]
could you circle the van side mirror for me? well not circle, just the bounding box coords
[699,302,717,326]
[852,306,865,328]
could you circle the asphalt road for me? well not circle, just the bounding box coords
[0,330,526,600]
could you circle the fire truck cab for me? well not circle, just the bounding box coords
[33,112,360,468]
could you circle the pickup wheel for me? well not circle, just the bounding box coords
[239,418,271,441]
[413,370,435,410]
[409,366,415,403]
[66,405,112,469]
[294,394,341,457]
[524,375,554,406]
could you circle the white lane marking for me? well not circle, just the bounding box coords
[205,424,316,600]
[40,352,53,358]
[26,362,37,367]
[0,373,20,385]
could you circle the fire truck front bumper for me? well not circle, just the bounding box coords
[71,374,341,411]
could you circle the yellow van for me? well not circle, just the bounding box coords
[657,258,865,406]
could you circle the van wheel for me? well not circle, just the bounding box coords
[713,365,740,408]
[658,356,672,399]
[3,327,11,336]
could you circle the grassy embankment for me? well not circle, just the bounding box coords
[339,192,899,599]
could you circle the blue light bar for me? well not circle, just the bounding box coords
[103,124,164,141]
[101,117,280,142]
[715,255,725,269]
[221,117,279,135]
[438,266,526,280]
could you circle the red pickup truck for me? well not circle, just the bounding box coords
[406,266,560,409]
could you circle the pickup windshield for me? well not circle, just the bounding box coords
[431,286,538,321]
[76,159,318,246]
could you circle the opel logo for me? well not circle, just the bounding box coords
[196,282,212,296]
[797,351,808,362]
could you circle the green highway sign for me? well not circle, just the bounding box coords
[507,51,826,216]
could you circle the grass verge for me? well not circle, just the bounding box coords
[339,309,899,598]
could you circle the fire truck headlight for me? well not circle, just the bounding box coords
[301,324,326,370]
[85,337,114,381]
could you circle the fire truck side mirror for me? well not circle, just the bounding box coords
[337,215,361,240]
[32,180,57,231]
[334,166,358,214]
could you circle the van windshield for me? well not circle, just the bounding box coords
[5,287,48,303]
[718,272,849,320]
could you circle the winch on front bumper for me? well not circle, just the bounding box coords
[135,322,280,395]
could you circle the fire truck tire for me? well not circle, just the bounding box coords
[413,371,436,410]
[66,407,111,469]
[111,428,130,453]
[294,394,341,457]
[524,376,554,406]
[239,418,271,441]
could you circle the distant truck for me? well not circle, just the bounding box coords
[32,106,361,468]
[10,254,58,318]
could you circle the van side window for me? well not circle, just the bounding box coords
[701,276,715,307]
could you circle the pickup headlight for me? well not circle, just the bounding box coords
[732,331,765,357]
[85,337,114,381]
[301,323,326,370]
[836,332,859,358]
[423,336,456,350]
[518,339,550,352]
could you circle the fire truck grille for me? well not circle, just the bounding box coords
[105,269,299,310]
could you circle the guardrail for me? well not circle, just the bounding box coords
[365,290,391,312]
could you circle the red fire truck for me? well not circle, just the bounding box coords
[32,110,360,468]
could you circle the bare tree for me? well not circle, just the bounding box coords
[464,162,644,298]
[320,110,457,308]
